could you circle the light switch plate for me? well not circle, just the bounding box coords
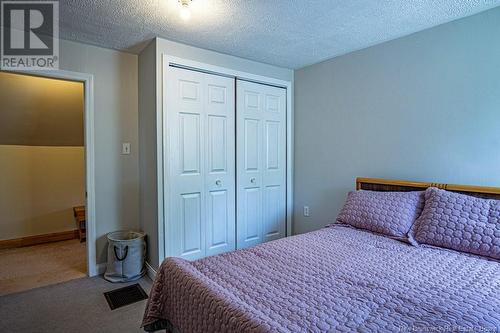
[303,206,310,217]
[122,143,131,155]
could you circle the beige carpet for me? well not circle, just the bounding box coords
[0,239,86,296]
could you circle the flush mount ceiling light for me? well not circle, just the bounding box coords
[178,0,193,21]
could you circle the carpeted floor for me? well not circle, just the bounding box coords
[0,239,87,296]
[0,275,153,333]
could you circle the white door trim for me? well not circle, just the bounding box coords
[6,69,98,277]
[159,55,293,262]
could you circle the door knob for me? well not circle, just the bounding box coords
[215,180,222,186]
[250,178,256,184]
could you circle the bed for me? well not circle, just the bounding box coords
[142,178,500,333]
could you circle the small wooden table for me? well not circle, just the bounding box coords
[73,206,86,242]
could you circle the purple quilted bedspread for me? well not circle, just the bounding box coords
[143,225,500,332]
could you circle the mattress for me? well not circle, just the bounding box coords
[142,225,500,332]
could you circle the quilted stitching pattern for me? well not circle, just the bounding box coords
[143,226,500,332]
[410,187,500,260]
[337,190,425,238]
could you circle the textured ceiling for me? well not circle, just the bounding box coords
[58,0,500,69]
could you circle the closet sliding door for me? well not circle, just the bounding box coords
[166,67,236,260]
[236,80,287,249]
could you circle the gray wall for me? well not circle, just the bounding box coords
[59,39,139,264]
[293,7,500,235]
[138,40,159,268]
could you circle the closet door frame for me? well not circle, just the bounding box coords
[159,55,293,262]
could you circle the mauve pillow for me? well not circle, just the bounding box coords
[409,187,500,260]
[336,190,425,238]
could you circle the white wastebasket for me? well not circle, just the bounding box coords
[104,231,146,282]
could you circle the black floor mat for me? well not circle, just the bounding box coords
[104,283,148,310]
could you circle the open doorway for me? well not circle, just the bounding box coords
[0,71,88,295]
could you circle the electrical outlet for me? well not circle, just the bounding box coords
[303,206,310,217]
[122,142,131,155]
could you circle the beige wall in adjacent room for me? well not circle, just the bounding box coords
[0,72,85,241]
[0,39,139,266]
[0,72,84,146]
[0,146,85,240]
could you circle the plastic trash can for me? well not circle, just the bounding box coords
[104,230,146,282]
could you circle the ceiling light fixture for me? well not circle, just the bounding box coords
[178,0,193,21]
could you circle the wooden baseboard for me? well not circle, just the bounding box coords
[0,230,79,250]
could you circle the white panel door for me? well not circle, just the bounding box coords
[166,67,235,260]
[204,74,236,257]
[236,80,286,249]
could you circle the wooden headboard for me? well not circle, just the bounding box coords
[356,177,500,200]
